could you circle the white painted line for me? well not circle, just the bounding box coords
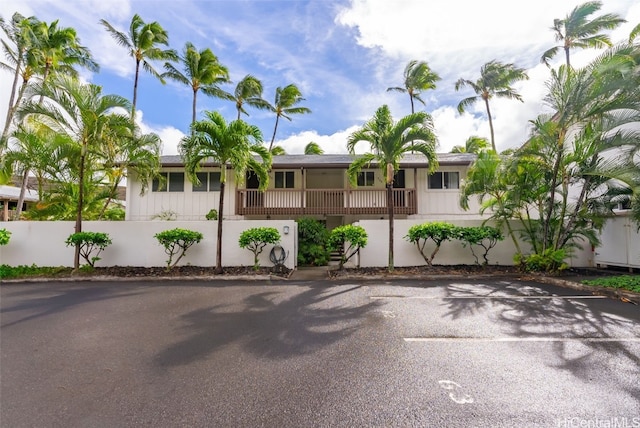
[371,295,606,300]
[404,337,640,343]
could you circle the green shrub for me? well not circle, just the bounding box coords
[457,226,504,265]
[154,228,204,270]
[515,248,569,273]
[205,209,218,220]
[582,275,640,293]
[405,222,458,266]
[239,227,281,270]
[0,264,68,279]
[327,225,367,269]
[0,228,10,246]
[297,218,330,266]
[65,232,113,268]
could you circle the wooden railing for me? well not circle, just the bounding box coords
[236,188,416,216]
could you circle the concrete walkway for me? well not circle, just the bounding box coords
[288,267,331,281]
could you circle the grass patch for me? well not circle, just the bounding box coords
[0,264,70,279]
[582,275,640,293]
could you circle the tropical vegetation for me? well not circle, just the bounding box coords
[154,228,203,270]
[238,226,281,270]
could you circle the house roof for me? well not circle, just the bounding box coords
[159,153,476,169]
[0,185,39,202]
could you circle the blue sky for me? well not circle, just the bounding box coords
[1,0,639,155]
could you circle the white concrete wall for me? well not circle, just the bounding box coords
[0,220,297,269]
[353,219,594,268]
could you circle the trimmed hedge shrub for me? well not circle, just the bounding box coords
[0,228,10,246]
[239,227,281,270]
[154,228,203,270]
[297,218,330,266]
[65,232,113,268]
[327,225,367,269]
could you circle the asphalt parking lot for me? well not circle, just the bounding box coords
[1,278,639,427]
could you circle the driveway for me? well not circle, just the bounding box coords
[1,278,639,427]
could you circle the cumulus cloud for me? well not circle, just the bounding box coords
[273,126,368,154]
[134,110,185,156]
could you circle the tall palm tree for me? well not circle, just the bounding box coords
[451,136,490,154]
[267,83,311,151]
[347,105,438,272]
[17,75,132,269]
[270,145,286,155]
[541,1,625,67]
[179,111,271,273]
[304,141,323,155]
[100,14,178,117]
[231,74,271,120]
[31,19,99,88]
[163,42,231,125]
[387,59,440,113]
[0,13,40,145]
[455,60,529,152]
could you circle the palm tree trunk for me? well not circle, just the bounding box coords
[132,60,140,118]
[192,88,198,125]
[13,169,29,220]
[387,183,395,272]
[484,98,496,152]
[269,115,280,152]
[215,180,225,274]
[564,47,571,68]
[2,51,24,144]
[38,62,52,104]
[74,141,86,271]
[98,177,121,220]
[542,131,565,252]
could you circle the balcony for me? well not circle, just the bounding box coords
[236,188,417,216]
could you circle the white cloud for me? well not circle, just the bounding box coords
[274,126,366,154]
[134,110,184,156]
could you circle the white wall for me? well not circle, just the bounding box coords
[0,220,297,269]
[595,212,640,269]
[353,219,594,268]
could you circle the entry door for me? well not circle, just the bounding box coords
[246,171,263,207]
[393,170,405,206]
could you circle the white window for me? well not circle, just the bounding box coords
[152,172,184,192]
[275,171,295,189]
[357,171,375,187]
[429,171,459,189]
[193,172,221,192]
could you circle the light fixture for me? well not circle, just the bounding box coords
[283,225,290,235]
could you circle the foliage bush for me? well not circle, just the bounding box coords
[0,228,10,246]
[405,222,459,266]
[582,275,640,293]
[0,264,68,279]
[327,225,367,269]
[515,248,569,273]
[297,217,330,266]
[457,226,504,265]
[65,232,113,268]
[205,209,218,220]
[238,227,281,270]
[154,228,204,270]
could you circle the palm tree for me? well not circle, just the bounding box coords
[304,141,323,155]
[31,19,99,88]
[347,105,438,272]
[179,111,271,273]
[100,14,178,117]
[387,60,440,113]
[163,42,231,125]
[96,128,161,219]
[17,75,132,269]
[455,60,529,152]
[270,145,286,155]
[0,13,40,145]
[451,136,490,154]
[231,74,271,120]
[541,1,625,67]
[267,84,311,151]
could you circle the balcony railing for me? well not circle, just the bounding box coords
[236,188,416,216]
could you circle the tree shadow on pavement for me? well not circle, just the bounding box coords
[440,279,640,401]
[154,285,379,367]
[0,285,143,328]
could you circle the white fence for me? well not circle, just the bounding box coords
[353,219,594,268]
[595,212,640,269]
[0,220,297,270]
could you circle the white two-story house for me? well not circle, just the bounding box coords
[125,153,482,229]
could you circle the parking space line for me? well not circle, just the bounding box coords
[404,337,640,343]
[371,295,606,300]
